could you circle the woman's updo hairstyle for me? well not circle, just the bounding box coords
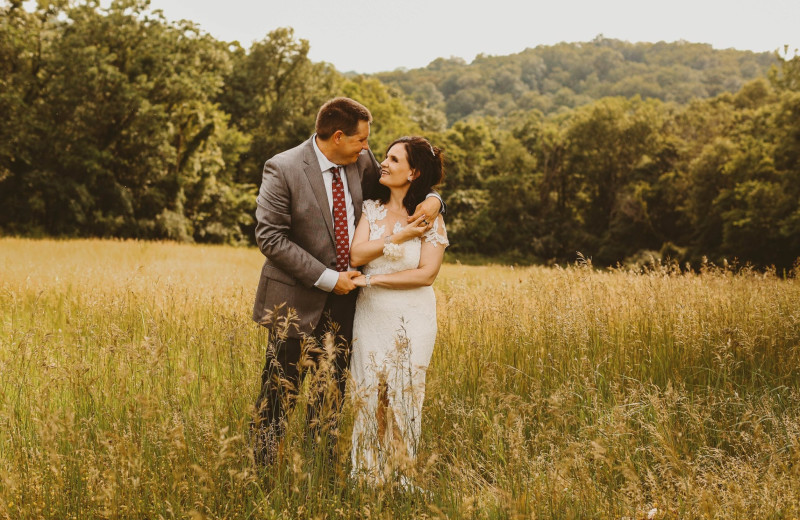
[380,136,445,216]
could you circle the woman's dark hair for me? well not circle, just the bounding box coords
[315,97,372,139]
[377,136,445,215]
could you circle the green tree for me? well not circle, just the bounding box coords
[339,76,423,157]
[217,27,339,186]
[563,97,669,262]
[0,0,252,243]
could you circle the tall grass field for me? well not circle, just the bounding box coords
[1,238,799,519]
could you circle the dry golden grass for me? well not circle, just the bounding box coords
[1,238,799,519]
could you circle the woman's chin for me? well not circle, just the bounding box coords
[378,177,410,189]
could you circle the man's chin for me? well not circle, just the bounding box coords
[342,154,361,165]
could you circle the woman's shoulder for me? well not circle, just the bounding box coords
[423,214,449,248]
[362,199,386,222]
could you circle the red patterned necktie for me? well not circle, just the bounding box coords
[330,166,350,272]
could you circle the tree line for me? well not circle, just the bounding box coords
[1,1,798,269]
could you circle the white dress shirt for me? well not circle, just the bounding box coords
[312,135,356,292]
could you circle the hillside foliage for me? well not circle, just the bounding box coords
[376,36,776,124]
[1,0,798,268]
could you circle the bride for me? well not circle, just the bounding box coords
[348,136,449,482]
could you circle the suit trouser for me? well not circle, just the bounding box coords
[253,291,357,461]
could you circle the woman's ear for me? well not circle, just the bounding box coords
[408,169,421,182]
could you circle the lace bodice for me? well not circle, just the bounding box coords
[361,200,448,276]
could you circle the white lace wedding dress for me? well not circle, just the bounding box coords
[349,199,448,480]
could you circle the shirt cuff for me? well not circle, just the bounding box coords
[425,192,446,215]
[314,268,339,292]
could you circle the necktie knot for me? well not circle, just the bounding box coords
[330,166,341,181]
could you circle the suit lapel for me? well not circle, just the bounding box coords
[345,162,363,223]
[302,140,335,244]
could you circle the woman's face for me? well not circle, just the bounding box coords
[379,143,414,188]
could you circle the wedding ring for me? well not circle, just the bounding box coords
[422,219,429,225]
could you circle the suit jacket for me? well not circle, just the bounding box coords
[252,136,381,337]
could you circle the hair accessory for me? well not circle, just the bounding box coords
[429,144,435,156]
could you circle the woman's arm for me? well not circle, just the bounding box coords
[354,216,448,289]
[350,213,429,267]
[349,215,373,267]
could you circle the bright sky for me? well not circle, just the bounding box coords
[123,1,800,73]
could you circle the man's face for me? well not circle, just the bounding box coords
[333,120,370,165]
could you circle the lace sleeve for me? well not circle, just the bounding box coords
[423,217,449,248]
[362,199,381,221]
[363,200,386,240]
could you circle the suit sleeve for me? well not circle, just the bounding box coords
[254,159,328,288]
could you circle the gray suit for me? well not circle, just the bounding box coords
[250,136,380,464]
[252,136,380,337]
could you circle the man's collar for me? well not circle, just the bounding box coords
[312,134,338,172]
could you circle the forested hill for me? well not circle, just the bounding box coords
[374,38,776,124]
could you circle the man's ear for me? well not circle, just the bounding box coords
[333,130,345,145]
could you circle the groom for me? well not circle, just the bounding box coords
[251,97,442,464]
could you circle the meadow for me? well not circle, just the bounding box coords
[1,238,799,519]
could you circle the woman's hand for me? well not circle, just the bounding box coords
[408,196,442,231]
[392,214,428,243]
[352,275,367,287]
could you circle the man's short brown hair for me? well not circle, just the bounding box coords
[315,97,372,140]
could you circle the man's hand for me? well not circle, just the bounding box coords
[408,196,443,231]
[333,270,361,295]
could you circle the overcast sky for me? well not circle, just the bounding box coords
[148,0,798,73]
